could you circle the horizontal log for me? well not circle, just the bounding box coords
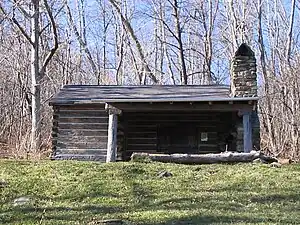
[57,110,108,118]
[52,154,106,161]
[127,144,157,151]
[161,150,221,154]
[55,149,107,155]
[59,117,108,123]
[197,143,218,147]
[131,151,261,164]
[126,121,224,127]
[127,127,229,133]
[127,124,157,128]
[124,113,224,119]
[127,132,157,138]
[196,149,221,154]
[127,138,157,145]
[59,123,108,130]
[55,135,108,143]
[159,147,220,154]
[58,104,105,110]
[125,117,223,122]
[58,129,108,136]
[127,119,223,124]
[125,150,158,156]
[112,102,253,112]
[126,127,158,132]
[56,141,107,149]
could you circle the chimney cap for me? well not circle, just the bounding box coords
[234,43,254,57]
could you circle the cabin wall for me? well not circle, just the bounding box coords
[51,104,260,161]
[121,111,239,160]
[52,104,108,161]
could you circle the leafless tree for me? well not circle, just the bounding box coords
[0,0,300,160]
[0,0,59,153]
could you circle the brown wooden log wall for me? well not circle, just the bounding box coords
[51,104,258,161]
[52,104,108,161]
[121,111,239,160]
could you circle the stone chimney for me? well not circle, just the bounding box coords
[230,43,257,97]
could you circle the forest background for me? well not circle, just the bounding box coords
[0,0,299,159]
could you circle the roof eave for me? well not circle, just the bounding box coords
[49,96,259,105]
[100,97,259,103]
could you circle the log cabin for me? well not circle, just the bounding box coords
[49,44,260,162]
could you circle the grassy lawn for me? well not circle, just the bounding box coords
[1,160,300,224]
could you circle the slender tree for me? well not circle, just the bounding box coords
[0,0,58,153]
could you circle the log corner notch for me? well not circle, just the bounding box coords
[105,104,122,162]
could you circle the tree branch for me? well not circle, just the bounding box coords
[40,2,65,34]
[13,0,32,18]
[108,0,157,84]
[65,2,99,78]
[0,3,34,45]
[40,0,59,77]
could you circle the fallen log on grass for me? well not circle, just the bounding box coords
[131,151,276,164]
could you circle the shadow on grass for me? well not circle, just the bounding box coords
[250,193,300,203]
[121,164,154,206]
[3,191,300,224]
[1,205,126,224]
[143,214,296,225]
[2,162,300,224]
[152,196,245,212]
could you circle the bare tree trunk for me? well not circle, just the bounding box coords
[114,13,125,85]
[102,1,107,83]
[172,0,187,85]
[158,1,176,85]
[285,0,297,157]
[65,2,99,82]
[108,0,157,84]
[257,0,276,153]
[158,4,165,84]
[200,1,218,84]
[285,0,296,63]
[1,0,58,154]
[227,0,239,51]
[30,0,41,153]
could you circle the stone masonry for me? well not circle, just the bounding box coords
[230,43,257,97]
[231,43,260,152]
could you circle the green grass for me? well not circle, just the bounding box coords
[1,160,300,224]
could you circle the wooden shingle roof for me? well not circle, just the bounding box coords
[49,85,258,105]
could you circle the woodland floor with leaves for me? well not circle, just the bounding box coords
[0,160,300,225]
